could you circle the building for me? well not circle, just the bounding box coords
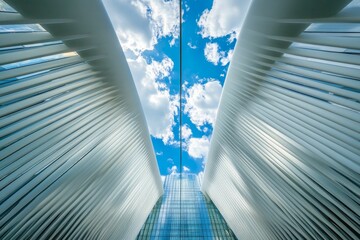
[137,173,236,239]
[202,0,360,239]
[1,0,359,239]
[0,0,162,239]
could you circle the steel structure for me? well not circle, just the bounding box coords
[202,0,360,239]
[0,0,163,239]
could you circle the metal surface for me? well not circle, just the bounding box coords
[0,0,163,239]
[202,0,360,239]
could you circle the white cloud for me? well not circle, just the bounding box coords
[128,56,179,144]
[149,0,180,41]
[197,0,251,41]
[187,42,197,49]
[103,0,179,57]
[103,1,183,148]
[220,49,234,66]
[204,42,234,66]
[168,139,180,147]
[227,32,238,43]
[183,166,190,172]
[204,42,221,65]
[181,124,192,140]
[184,80,222,128]
[187,136,211,159]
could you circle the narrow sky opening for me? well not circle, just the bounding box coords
[103,0,248,175]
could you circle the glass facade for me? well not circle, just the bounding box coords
[137,173,237,239]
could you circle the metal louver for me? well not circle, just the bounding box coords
[0,0,163,239]
[202,0,360,239]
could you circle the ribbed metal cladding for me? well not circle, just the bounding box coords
[0,0,163,239]
[202,0,359,239]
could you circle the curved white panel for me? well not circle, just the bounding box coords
[202,0,359,239]
[0,0,163,239]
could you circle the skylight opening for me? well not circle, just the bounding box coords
[103,0,240,175]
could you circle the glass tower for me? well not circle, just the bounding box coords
[137,173,237,239]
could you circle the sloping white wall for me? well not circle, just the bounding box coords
[0,0,163,239]
[202,0,359,239]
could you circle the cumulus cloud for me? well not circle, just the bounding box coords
[184,80,222,128]
[104,0,179,56]
[204,42,221,65]
[149,0,180,44]
[181,124,192,140]
[220,49,234,66]
[103,0,181,146]
[197,0,251,41]
[204,42,234,66]
[128,56,179,144]
[187,136,211,159]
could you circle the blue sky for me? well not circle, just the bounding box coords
[103,0,248,175]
